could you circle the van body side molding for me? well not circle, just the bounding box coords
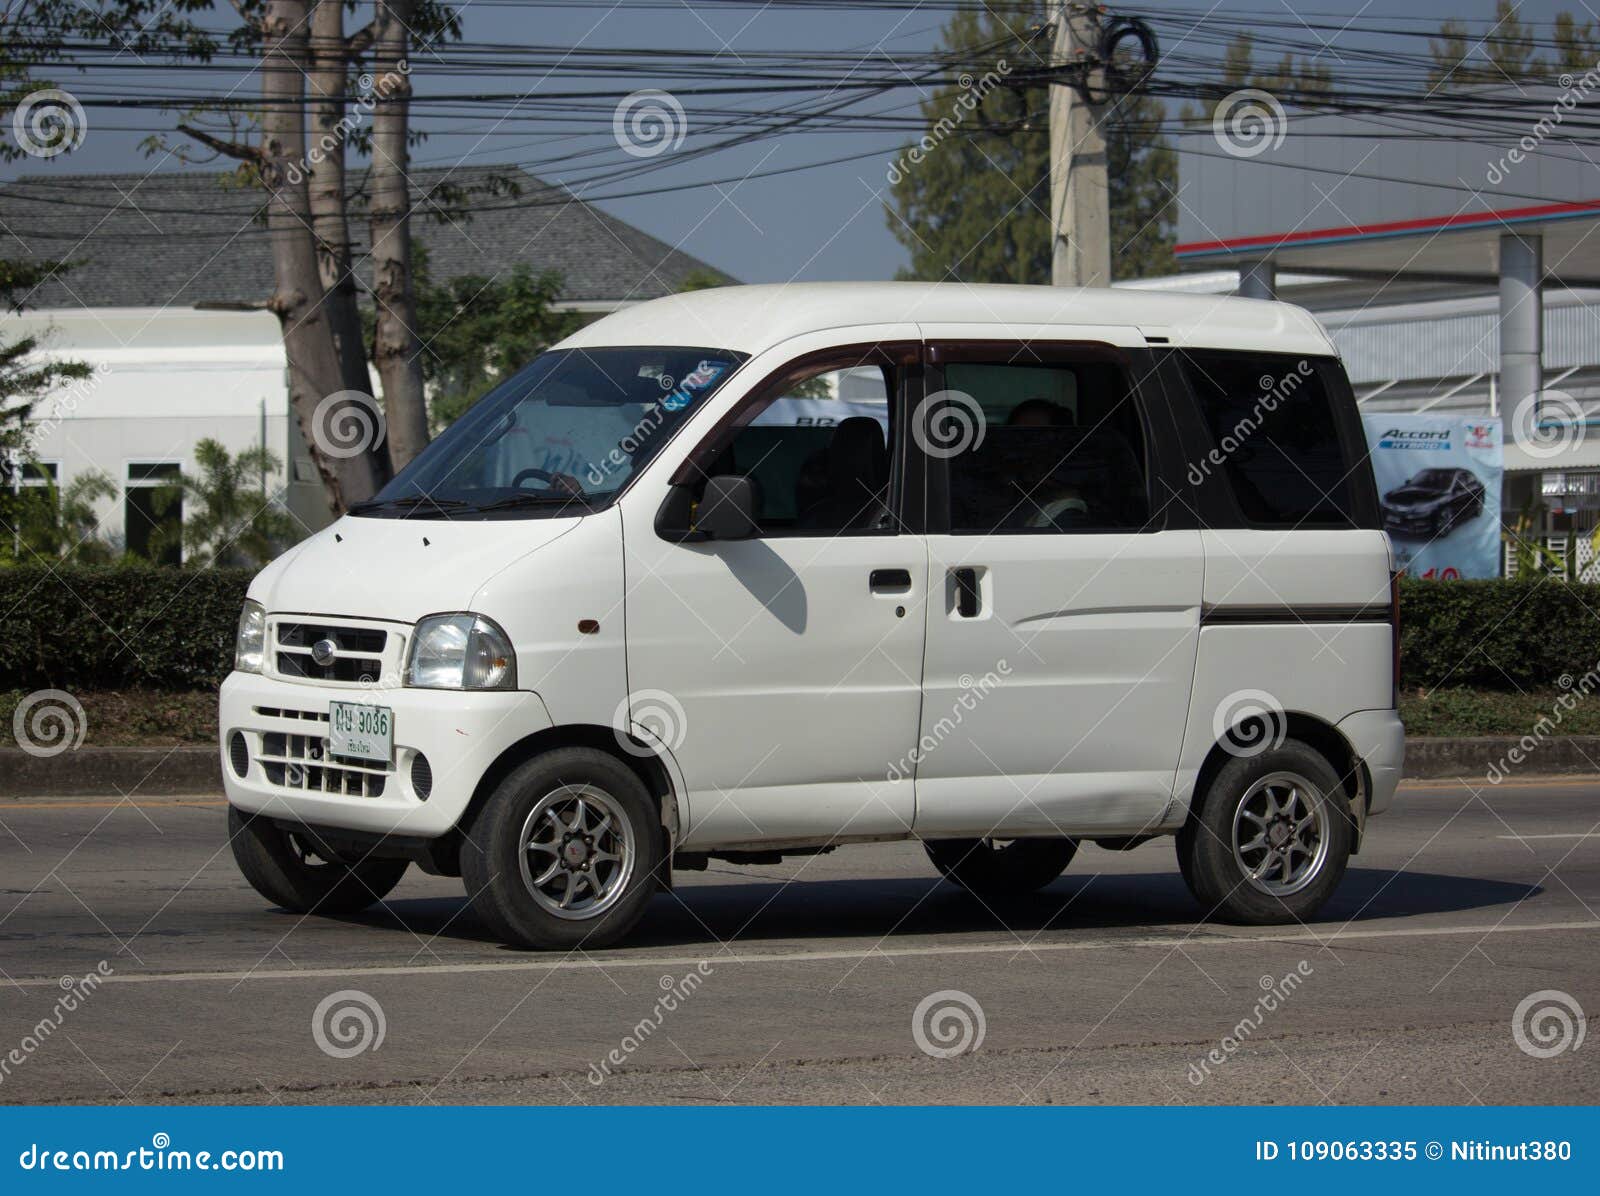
[1200,603,1391,627]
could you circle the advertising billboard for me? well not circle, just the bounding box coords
[1363,414,1503,579]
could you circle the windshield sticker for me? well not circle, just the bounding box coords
[661,359,729,412]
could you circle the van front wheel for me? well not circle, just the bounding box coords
[462,748,663,950]
[1177,740,1353,924]
[229,806,409,915]
[924,837,1077,896]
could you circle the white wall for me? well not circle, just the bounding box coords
[4,305,334,552]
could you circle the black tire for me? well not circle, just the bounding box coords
[229,805,409,915]
[461,748,663,950]
[924,837,1078,897]
[1176,738,1354,925]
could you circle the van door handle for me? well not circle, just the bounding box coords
[953,567,982,617]
[869,568,912,593]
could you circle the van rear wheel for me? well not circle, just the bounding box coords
[462,748,662,950]
[1177,739,1353,924]
[924,837,1077,897]
[229,806,409,915]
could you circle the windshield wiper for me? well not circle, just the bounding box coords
[467,492,595,513]
[348,494,474,515]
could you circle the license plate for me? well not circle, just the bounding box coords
[328,701,393,764]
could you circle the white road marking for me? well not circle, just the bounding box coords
[1496,833,1600,841]
[14,919,1600,989]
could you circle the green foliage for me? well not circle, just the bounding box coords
[0,469,119,564]
[1399,577,1600,691]
[677,268,732,292]
[1,259,94,469]
[1399,685,1600,737]
[1183,32,1333,122]
[406,243,581,430]
[173,437,295,567]
[885,1,1177,284]
[1429,2,1595,84]
[0,564,253,690]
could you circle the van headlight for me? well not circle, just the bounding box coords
[235,600,266,674]
[405,613,517,690]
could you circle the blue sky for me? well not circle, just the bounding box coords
[3,0,1582,283]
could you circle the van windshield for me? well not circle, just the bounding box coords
[351,346,745,519]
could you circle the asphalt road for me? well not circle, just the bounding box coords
[1,779,1597,1106]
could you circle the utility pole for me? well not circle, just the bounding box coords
[1049,3,1111,287]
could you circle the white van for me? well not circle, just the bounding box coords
[220,283,1404,949]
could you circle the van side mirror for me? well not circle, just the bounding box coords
[698,475,761,540]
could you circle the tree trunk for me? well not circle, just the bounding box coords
[306,0,372,399]
[367,0,429,471]
[261,0,384,512]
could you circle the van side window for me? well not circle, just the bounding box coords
[706,364,896,534]
[938,360,1152,534]
[1180,352,1354,526]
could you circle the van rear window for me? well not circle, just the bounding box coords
[1180,352,1355,527]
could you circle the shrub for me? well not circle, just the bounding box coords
[1399,577,1600,691]
[0,565,252,690]
[0,567,1594,697]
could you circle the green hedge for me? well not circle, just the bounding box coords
[0,565,253,690]
[0,567,1594,695]
[1399,577,1600,692]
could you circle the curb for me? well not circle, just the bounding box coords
[1401,735,1600,781]
[2,737,1598,800]
[0,746,220,798]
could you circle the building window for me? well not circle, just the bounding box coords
[125,462,183,565]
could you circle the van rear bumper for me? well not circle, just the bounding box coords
[218,671,553,838]
[1338,708,1405,816]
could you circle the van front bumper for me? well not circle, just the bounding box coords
[219,671,553,838]
[1337,707,1405,816]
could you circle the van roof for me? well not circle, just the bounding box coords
[557,281,1337,359]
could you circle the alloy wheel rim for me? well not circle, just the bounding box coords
[1230,771,1330,897]
[517,784,635,920]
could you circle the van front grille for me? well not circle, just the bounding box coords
[260,731,388,798]
[274,621,388,684]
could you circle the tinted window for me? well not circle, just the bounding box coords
[939,360,1151,534]
[705,364,895,534]
[1181,352,1354,526]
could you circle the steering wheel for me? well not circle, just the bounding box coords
[511,467,559,490]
